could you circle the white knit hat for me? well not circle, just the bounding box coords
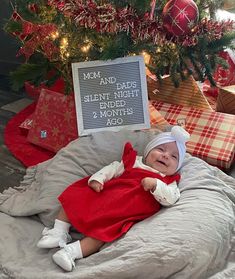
[144,126,190,171]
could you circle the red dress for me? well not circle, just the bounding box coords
[58,142,180,242]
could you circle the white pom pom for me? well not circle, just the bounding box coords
[171,126,190,143]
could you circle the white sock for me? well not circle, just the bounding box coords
[54,219,71,232]
[67,240,83,260]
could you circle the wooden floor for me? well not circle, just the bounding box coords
[0,75,27,192]
[0,74,234,194]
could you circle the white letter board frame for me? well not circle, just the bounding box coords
[72,55,150,136]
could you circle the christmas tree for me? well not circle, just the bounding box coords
[4,0,235,93]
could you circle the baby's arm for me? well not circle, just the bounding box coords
[88,161,124,192]
[141,177,180,206]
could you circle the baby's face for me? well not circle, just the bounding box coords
[145,142,179,175]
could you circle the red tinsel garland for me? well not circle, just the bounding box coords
[10,0,235,61]
[60,0,166,44]
[57,0,234,47]
[182,18,234,47]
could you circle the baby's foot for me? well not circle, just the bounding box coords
[37,227,72,248]
[52,245,76,272]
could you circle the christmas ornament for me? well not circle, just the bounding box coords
[162,0,199,36]
[10,11,28,41]
[28,3,38,13]
[16,21,59,60]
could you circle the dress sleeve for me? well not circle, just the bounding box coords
[88,161,125,185]
[151,180,180,206]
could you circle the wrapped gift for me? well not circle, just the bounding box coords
[216,85,235,115]
[27,88,78,152]
[147,75,212,111]
[24,77,65,100]
[19,113,34,135]
[203,50,235,98]
[148,101,169,127]
[151,100,235,169]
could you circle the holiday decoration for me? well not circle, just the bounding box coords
[3,0,235,92]
[19,114,34,135]
[9,11,28,41]
[16,22,59,60]
[162,0,199,36]
[203,50,235,97]
[151,100,235,169]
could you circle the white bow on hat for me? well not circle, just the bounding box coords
[144,126,190,171]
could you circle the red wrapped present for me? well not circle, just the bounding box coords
[203,50,235,98]
[24,77,65,100]
[19,113,34,135]
[151,100,235,169]
[27,88,78,152]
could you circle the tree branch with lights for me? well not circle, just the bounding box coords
[4,0,235,92]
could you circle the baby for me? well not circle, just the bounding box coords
[37,125,190,271]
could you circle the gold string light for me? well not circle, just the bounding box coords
[60,37,69,59]
[142,51,151,64]
[51,31,59,40]
[81,40,92,53]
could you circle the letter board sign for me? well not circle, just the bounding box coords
[72,55,150,136]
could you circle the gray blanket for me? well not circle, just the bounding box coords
[0,129,235,279]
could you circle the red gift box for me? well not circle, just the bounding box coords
[203,50,235,99]
[151,100,235,169]
[27,88,78,152]
[24,77,65,100]
[19,113,34,136]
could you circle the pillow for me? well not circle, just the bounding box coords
[0,129,162,226]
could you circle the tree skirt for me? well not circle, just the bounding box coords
[4,102,55,167]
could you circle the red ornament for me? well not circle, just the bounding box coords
[162,0,199,36]
[28,4,38,13]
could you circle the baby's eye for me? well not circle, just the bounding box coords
[172,155,178,160]
[157,147,164,151]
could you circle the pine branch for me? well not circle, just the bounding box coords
[208,32,235,53]
[9,60,52,91]
[3,20,23,34]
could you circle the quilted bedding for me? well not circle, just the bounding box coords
[0,129,235,279]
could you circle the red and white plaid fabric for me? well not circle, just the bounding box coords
[151,100,235,169]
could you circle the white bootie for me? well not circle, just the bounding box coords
[37,227,72,248]
[52,241,83,272]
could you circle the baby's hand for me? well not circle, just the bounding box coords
[89,180,103,192]
[141,177,157,192]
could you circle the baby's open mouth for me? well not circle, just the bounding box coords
[157,160,166,166]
